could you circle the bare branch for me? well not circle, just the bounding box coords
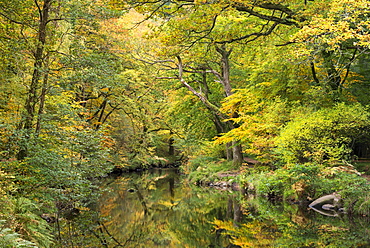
[216,22,278,44]
[257,3,296,18]
[133,1,167,26]
[233,5,299,26]
[34,0,42,21]
[0,12,25,25]
[45,18,65,24]
[340,48,358,87]
[275,41,297,47]
[181,13,220,49]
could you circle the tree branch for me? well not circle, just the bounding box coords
[216,21,278,44]
[234,4,299,27]
[310,62,320,85]
[340,48,358,87]
[34,0,43,21]
[0,12,25,25]
[176,56,225,117]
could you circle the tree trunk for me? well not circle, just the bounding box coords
[17,0,52,160]
[176,47,243,166]
[226,142,233,161]
[216,45,233,97]
[23,0,52,130]
[95,99,107,130]
[169,133,175,156]
[36,56,50,134]
[232,141,243,167]
[233,197,242,226]
[216,45,243,166]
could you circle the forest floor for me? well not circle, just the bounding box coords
[354,160,370,180]
[362,175,370,180]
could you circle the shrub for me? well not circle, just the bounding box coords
[275,103,370,165]
[252,163,323,201]
[187,158,234,185]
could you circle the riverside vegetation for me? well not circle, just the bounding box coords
[0,0,370,247]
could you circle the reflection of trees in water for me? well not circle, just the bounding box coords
[214,196,370,247]
[226,196,243,226]
[60,170,370,247]
[97,169,244,247]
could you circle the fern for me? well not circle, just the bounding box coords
[1,198,54,248]
[0,220,37,248]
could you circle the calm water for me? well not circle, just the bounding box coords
[98,169,370,247]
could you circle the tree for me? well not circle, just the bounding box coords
[293,0,370,101]
[128,0,299,166]
[0,0,54,159]
[0,1,125,245]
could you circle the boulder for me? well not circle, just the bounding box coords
[309,193,344,217]
[322,204,335,211]
[309,194,341,209]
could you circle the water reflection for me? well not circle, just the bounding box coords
[224,196,370,247]
[99,169,370,247]
[100,169,239,247]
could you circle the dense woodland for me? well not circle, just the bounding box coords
[0,0,370,246]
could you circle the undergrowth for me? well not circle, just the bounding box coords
[239,163,370,216]
[185,156,236,185]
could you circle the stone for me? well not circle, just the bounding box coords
[309,194,341,209]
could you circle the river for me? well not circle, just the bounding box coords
[97,168,370,247]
